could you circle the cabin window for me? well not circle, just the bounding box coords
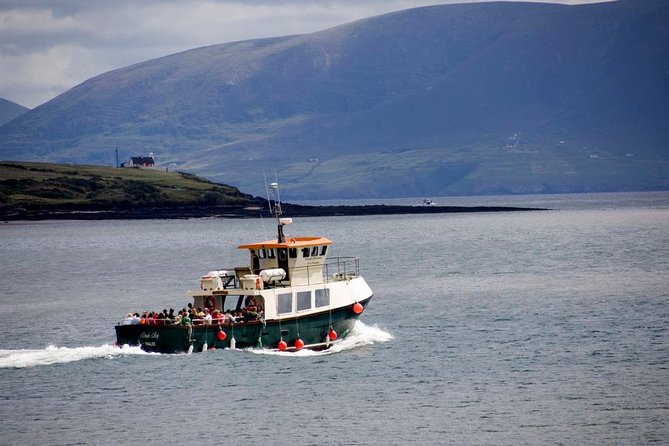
[296,291,311,311]
[278,249,287,261]
[267,249,276,259]
[277,293,292,314]
[320,246,328,256]
[311,246,319,256]
[315,289,330,307]
[258,249,266,259]
[289,248,297,258]
[302,247,310,258]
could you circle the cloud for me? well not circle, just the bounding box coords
[0,0,613,108]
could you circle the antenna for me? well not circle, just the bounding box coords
[269,181,282,218]
[263,171,273,216]
[274,169,282,206]
[264,177,290,243]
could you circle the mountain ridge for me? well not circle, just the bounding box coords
[1,0,667,198]
[0,98,29,126]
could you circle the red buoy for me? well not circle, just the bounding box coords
[278,340,288,351]
[353,302,364,314]
[217,330,227,341]
[328,329,338,341]
[295,338,305,350]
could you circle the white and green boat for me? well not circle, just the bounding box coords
[115,187,373,353]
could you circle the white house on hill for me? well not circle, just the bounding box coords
[121,154,155,168]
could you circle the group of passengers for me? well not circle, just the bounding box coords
[121,296,264,326]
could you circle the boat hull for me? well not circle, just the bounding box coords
[115,297,372,353]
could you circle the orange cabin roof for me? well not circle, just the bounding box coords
[238,236,332,250]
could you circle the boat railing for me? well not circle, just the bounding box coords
[199,256,360,290]
[323,256,360,282]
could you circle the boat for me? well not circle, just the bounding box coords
[422,198,434,206]
[114,183,373,353]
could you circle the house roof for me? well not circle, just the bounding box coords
[130,156,154,164]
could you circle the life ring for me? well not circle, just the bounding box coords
[205,295,216,309]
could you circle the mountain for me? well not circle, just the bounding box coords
[0,98,29,126]
[0,0,667,199]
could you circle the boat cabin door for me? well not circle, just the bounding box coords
[277,248,290,280]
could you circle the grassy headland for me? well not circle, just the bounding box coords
[0,161,267,220]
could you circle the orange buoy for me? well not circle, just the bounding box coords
[217,330,227,341]
[353,302,364,314]
[328,329,338,341]
[278,340,288,351]
[294,338,305,350]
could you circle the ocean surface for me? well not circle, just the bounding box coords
[1,191,668,445]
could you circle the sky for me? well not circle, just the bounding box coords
[1,0,612,109]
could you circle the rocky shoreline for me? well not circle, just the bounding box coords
[1,202,545,221]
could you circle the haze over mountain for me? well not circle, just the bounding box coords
[0,0,667,199]
[0,98,29,127]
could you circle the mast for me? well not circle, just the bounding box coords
[268,182,291,243]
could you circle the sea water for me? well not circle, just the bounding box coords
[0,192,667,445]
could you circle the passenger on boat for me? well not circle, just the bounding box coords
[257,304,264,320]
[180,312,191,325]
[212,309,224,324]
[234,311,244,323]
[224,311,236,324]
[203,308,213,325]
[122,313,133,325]
[131,313,141,324]
[244,295,257,308]
[243,307,258,321]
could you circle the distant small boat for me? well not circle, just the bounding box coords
[422,198,434,206]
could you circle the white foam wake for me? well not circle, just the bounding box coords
[250,320,393,357]
[0,344,151,369]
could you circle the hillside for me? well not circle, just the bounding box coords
[0,0,667,199]
[0,98,29,126]
[0,161,265,219]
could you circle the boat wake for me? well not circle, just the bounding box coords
[0,344,151,369]
[250,320,393,357]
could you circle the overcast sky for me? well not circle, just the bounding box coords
[1,0,611,108]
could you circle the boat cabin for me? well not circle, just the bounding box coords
[188,216,362,323]
[238,235,332,286]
